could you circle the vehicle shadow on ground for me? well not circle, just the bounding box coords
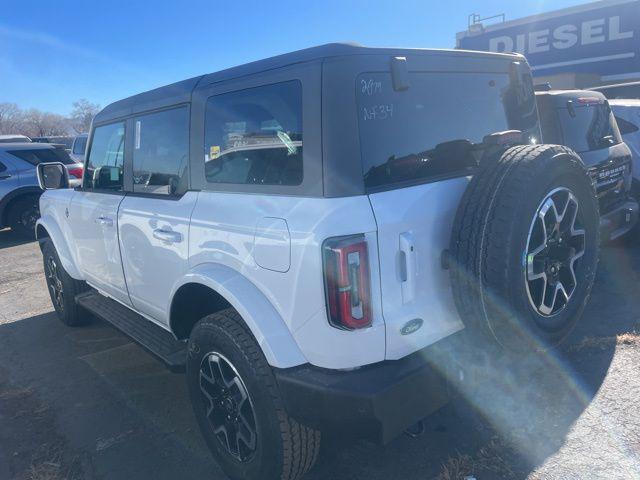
[0,243,637,479]
[308,242,640,480]
[0,228,33,250]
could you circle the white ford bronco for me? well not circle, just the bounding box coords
[35,44,600,480]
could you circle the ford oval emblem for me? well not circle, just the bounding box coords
[400,318,423,336]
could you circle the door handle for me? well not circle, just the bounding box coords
[153,229,182,243]
[0,174,11,180]
[94,216,114,227]
[399,232,416,304]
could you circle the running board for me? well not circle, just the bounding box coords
[76,290,187,372]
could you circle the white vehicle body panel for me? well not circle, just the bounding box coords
[37,189,80,278]
[189,191,386,369]
[171,263,308,368]
[118,191,198,324]
[368,178,468,360]
[68,191,130,305]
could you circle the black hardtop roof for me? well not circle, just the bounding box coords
[535,89,607,107]
[94,42,522,124]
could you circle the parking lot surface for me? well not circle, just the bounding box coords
[1,228,640,480]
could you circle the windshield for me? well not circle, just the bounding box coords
[357,71,538,190]
[8,147,75,165]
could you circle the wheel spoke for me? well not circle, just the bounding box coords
[525,187,587,317]
[198,352,257,462]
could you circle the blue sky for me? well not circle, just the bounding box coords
[1,0,586,115]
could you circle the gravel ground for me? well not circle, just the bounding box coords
[1,227,640,480]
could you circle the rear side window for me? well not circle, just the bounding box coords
[85,122,125,191]
[132,107,189,195]
[357,72,520,190]
[556,101,621,153]
[615,115,640,136]
[204,81,303,186]
[73,136,88,155]
[8,148,75,166]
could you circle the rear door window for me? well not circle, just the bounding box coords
[132,106,189,195]
[557,101,621,153]
[8,148,75,165]
[84,122,125,191]
[204,81,303,186]
[357,72,525,190]
[615,115,639,136]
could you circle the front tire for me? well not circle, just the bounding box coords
[187,309,320,480]
[450,145,600,350]
[8,195,40,239]
[42,238,89,326]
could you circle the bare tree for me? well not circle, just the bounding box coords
[22,109,69,137]
[70,99,100,134]
[0,102,25,135]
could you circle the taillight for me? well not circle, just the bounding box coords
[68,167,83,179]
[322,235,372,330]
[577,97,604,105]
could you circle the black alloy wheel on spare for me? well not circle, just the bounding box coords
[449,144,600,351]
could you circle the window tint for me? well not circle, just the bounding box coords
[85,122,125,191]
[357,72,523,190]
[8,147,75,166]
[557,102,621,153]
[132,107,189,195]
[73,136,88,155]
[204,81,303,186]
[615,115,640,136]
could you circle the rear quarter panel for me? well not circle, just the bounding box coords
[189,192,385,369]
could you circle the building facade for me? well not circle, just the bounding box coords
[456,0,640,90]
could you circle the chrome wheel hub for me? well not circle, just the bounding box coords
[525,187,586,317]
[46,256,64,311]
[199,352,257,462]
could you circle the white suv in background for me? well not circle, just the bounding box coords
[35,44,601,480]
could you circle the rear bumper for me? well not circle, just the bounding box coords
[274,337,453,444]
[600,198,639,241]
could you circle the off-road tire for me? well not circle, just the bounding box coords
[187,309,320,480]
[41,238,90,326]
[7,195,40,239]
[450,145,600,350]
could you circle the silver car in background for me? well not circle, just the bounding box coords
[0,143,81,237]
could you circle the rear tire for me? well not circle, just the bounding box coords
[450,145,600,350]
[42,238,89,326]
[187,309,320,480]
[7,195,40,239]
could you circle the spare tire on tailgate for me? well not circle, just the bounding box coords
[450,145,600,350]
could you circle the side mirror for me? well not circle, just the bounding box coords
[36,162,69,190]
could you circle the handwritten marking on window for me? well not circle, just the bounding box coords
[361,79,383,96]
[363,104,394,121]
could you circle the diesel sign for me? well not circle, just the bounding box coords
[457,0,640,80]
[488,16,633,55]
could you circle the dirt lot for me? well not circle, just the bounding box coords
[1,228,640,480]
